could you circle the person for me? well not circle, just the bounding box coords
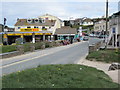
[3,41,7,45]
[70,37,73,44]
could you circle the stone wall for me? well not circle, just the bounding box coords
[89,41,102,53]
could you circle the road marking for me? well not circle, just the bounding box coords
[1,53,51,69]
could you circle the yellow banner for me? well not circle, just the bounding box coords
[45,33,52,35]
[20,28,40,32]
[23,33,32,36]
[35,33,43,35]
[4,33,52,36]
[7,33,21,36]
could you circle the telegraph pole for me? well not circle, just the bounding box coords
[105,0,108,49]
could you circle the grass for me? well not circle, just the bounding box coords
[2,64,119,88]
[0,45,17,54]
[86,49,120,63]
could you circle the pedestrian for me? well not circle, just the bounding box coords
[70,37,73,44]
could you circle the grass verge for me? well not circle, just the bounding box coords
[0,45,16,54]
[2,64,119,88]
[86,49,120,63]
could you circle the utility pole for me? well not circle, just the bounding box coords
[105,0,108,49]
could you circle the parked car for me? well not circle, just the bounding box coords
[98,35,108,38]
[89,34,97,37]
[83,36,89,41]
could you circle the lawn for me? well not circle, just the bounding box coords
[2,64,119,88]
[86,49,120,63]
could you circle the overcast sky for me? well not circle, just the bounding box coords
[1,0,119,27]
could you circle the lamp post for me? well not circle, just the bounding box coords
[105,0,108,49]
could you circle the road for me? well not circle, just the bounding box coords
[1,37,102,75]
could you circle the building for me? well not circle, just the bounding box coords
[74,18,83,25]
[39,14,64,34]
[2,14,78,45]
[4,26,15,32]
[54,26,77,40]
[82,18,93,26]
[108,11,120,47]
[94,19,109,32]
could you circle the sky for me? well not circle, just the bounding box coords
[0,0,119,27]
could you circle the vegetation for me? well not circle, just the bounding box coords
[86,49,120,63]
[0,41,61,54]
[0,45,17,54]
[2,64,119,88]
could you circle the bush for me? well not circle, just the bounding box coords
[23,43,33,52]
[1,41,61,54]
[34,42,45,50]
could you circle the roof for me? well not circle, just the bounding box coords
[55,26,77,35]
[38,14,63,22]
[109,11,120,19]
[83,18,93,22]
[14,19,56,26]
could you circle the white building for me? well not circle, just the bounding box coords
[94,19,109,32]
[108,11,120,47]
[14,14,64,35]
[82,18,93,26]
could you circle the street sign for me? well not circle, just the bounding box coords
[112,28,116,33]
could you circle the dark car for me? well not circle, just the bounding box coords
[98,35,108,38]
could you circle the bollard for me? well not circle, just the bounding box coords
[16,45,24,54]
[30,45,35,52]
[41,44,45,49]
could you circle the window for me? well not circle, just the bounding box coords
[17,27,20,29]
[42,27,47,30]
[27,26,31,28]
[34,26,39,28]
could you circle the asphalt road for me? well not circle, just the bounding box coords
[1,37,102,75]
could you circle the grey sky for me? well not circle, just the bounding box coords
[1,1,119,27]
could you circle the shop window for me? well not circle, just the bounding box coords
[27,26,31,28]
[34,26,39,28]
[42,27,47,30]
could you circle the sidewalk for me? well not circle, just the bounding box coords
[77,59,119,84]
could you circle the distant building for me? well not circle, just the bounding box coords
[74,18,83,25]
[4,26,15,32]
[94,19,109,32]
[82,18,93,26]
